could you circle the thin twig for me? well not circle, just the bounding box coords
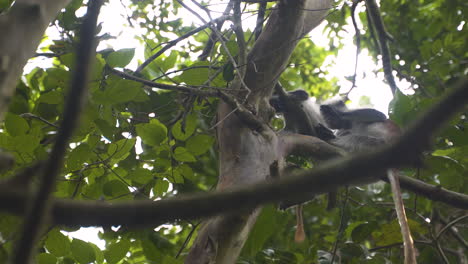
[232,0,248,87]
[344,1,361,98]
[175,222,200,258]
[135,15,230,74]
[254,0,267,40]
[177,0,251,95]
[330,188,349,264]
[109,68,267,132]
[199,1,234,61]
[436,215,468,240]
[438,214,468,250]
[20,113,59,128]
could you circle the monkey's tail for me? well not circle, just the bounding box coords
[294,204,306,243]
[388,169,417,264]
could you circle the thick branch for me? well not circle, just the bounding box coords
[385,175,468,210]
[1,79,467,227]
[279,132,346,160]
[0,0,71,121]
[11,2,102,264]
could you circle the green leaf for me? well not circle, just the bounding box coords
[128,168,153,185]
[171,114,196,141]
[222,62,235,82]
[425,155,464,191]
[12,134,40,155]
[104,240,131,264]
[372,220,402,246]
[220,40,239,62]
[0,0,14,10]
[141,239,164,262]
[144,50,178,78]
[108,138,136,162]
[171,170,184,184]
[103,180,130,198]
[178,62,210,85]
[67,144,92,171]
[243,206,285,257]
[45,229,71,257]
[153,179,169,197]
[37,253,57,264]
[136,119,167,146]
[105,79,144,104]
[71,239,96,264]
[93,76,147,105]
[178,164,193,180]
[90,243,104,264]
[173,147,196,162]
[106,48,135,68]
[186,134,214,156]
[5,113,29,136]
[155,50,178,72]
[37,90,64,105]
[350,222,377,243]
[94,119,115,141]
[388,89,414,126]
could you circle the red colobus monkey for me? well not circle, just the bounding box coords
[271,90,416,263]
[320,102,417,264]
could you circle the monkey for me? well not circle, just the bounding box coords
[269,87,338,243]
[320,102,417,264]
[270,89,417,261]
[269,89,335,141]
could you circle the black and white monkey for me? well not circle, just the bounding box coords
[320,101,416,264]
[271,89,416,263]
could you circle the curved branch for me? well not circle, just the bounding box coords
[11,2,102,264]
[279,132,346,160]
[365,0,398,94]
[436,215,468,240]
[382,175,468,210]
[109,67,269,132]
[0,79,467,228]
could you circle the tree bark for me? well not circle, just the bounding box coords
[185,1,333,263]
[0,0,71,121]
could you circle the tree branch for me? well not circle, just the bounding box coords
[0,5,466,246]
[279,132,346,160]
[1,78,467,228]
[365,0,398,94]
[254,0,267,40]
[134,15,230,74]
[11,2,102,263]
[198,1,233,61]
[109,67,269,132]
[0,0,71,121]
[383,175,468,210]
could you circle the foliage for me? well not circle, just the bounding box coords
[0,0,466,263]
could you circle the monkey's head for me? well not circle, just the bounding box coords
[269,89,309,113]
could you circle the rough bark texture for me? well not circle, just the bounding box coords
[185,1,333,263]
[0,0,71,121]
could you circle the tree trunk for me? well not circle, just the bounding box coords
[185,1,333,263]
[0,0,71,121]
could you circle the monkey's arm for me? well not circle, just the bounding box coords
[320,105,387,129]
[340,108,387,123]
[331,134,386,152]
